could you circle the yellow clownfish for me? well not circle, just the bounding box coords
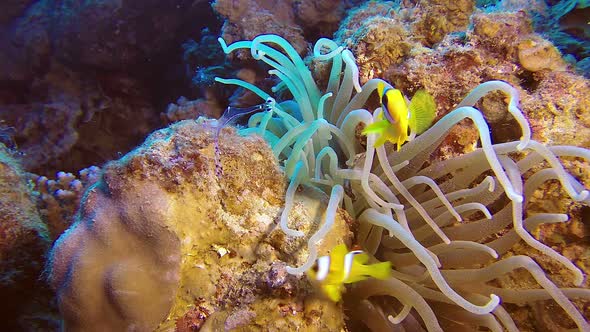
[307,244,391,302]
[362,82,436,149]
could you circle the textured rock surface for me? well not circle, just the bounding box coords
[213,0,308,57]
[213,0,352,59]
[49,120,351,331]
[0,0,215,174]
[162,96,223,124]
[0,64,158,173]
[489,0,589,75]
[335,0,475,83]
[336,9,590,158]
[0,144,54,331]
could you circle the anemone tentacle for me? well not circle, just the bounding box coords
[215,35,590,331]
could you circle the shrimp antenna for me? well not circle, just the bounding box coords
[213,99,274,177]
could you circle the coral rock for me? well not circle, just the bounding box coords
[0,144,52,330]
[213,0,307,58]
[517,37,567,72]
[413,0,475,46]
[49,120,350,331]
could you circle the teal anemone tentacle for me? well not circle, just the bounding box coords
[273,122,313,160]
[324,52,343,116]
[314,38,344,115]
[280,160,308,237]
[284,120,325,176]
[313,38,344,61]
[217,37,252,54]
[251,35,322,106]
[330,51,355,124]
[315,92,334,151]
[314,146,339,182]
[269,69,315,122]
[214,77,271,101]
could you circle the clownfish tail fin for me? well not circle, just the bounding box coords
[369,261,392,280]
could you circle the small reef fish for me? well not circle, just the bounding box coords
[362,82,437,149]
[307,244,391,302]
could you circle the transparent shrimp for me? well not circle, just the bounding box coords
[210,98,274,177]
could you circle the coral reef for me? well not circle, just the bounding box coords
[488,0,590,76]
[0,144,55,331]
[335,1,412,83]
[32,166,101,240]
[212,0,309,58]
[0,63,158,173]
[411,0,475,47]
[334,2,588,153]
[334,0,475,83]
[293,0,349,35]
[0,0,218,174]
[212,0,353,59]
[49,120,351,331]
[162,96,223,124]
[344,9,590,157]
[0,0,586,331]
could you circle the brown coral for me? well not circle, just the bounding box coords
[378,11,590,152]
[0,144,53,330]
[522,71,590,147]
[335,1,412,82]
[49,120,351,331]
[213,0,308,59]
[412,0,475,46]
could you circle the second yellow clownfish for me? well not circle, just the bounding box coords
[362,82,437,149]
[307,244,391,302]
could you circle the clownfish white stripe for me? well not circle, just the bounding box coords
[343,250,363,280]
[316,255,331,281]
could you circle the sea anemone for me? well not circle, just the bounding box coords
[215,34,590,331]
